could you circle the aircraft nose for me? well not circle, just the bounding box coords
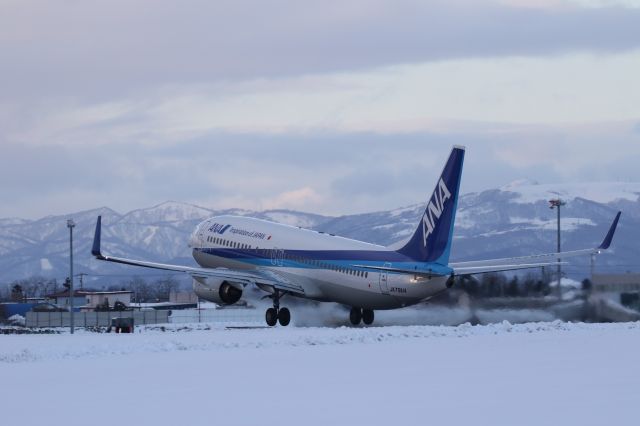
[188,226,200,248]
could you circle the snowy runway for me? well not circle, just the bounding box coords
[2,322,639,426]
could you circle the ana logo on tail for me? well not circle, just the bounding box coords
[422,178,451,247]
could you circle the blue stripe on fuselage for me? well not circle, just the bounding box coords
[193,247,452,276]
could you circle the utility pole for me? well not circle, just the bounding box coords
[67,219,75,334]
[76,273,87,290]
[549,199,566,298]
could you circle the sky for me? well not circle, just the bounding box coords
[1,0,639,219]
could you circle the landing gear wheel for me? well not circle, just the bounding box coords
[266,307,278,326]
[349,307,362,325]
[362,309,374,325]
[278,307,291,326]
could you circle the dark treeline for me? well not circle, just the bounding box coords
[456,273,553,298]
[1,271,592,304]
[0,276,181,303]
[456,272,592,298]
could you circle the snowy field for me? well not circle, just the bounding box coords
[2,321,639,426]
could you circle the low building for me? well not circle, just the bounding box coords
[169,291,198,304]
[46,289,89,310]
[592,273,640,310]
[84,290,133,310]
[0,302,40,319]
[46,289,133,311]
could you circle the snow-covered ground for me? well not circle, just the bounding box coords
[2,321,639,426]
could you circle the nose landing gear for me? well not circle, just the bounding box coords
[349,307,375,325]
[265,290,291,326]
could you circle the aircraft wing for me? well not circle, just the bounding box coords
[90,216,305,295]
[450,211,621,276]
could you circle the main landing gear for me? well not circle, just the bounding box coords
[350,307,374,326]
[265,290,291,327]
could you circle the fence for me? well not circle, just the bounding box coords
[25,310,170,328]
[25,308,262,328]
[169,308,263,324]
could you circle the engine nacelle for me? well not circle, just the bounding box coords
[193,277,243,305]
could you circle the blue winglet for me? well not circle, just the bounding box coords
[91,216,103,257]
[598,211,621,250]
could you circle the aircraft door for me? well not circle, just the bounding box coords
[197,222,208,247]
[379,262,391,295]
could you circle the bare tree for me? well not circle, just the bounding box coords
[154,276,179,301]
[9,276,50,299]
[127,276,152,302]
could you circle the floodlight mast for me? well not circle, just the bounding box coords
[67,219,75,334]
[549,199,566,297]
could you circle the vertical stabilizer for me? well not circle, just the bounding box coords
[396,146,465,264]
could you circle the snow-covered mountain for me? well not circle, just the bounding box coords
[0,181,637,284]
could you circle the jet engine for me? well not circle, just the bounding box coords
[193,278,243,305]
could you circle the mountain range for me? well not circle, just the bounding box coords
[0,180,637,285]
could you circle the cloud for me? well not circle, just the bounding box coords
[1,0,639,219]
[2,123,638,219]
[6,50,640,149]
[262,188,325,211]
[2,0,640,103]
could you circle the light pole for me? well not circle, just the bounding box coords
[67,219,75,334]
[549,199,566,297]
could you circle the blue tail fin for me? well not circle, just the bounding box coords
[396,146,465,264]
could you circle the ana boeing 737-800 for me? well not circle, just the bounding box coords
[90,146,621,326]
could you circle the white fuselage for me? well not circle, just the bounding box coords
[189,215,449,309]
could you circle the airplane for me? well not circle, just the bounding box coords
[90,146,621,326]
